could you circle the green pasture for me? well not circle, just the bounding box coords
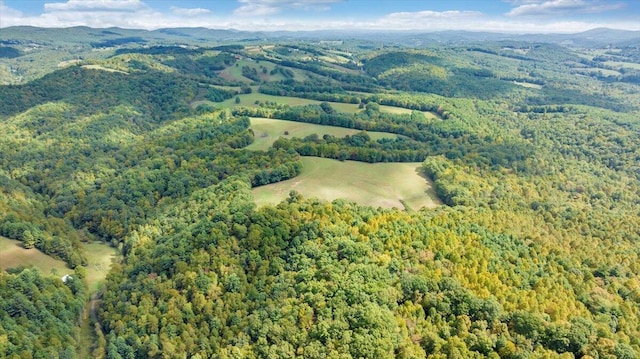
[577,67,622,77]
[252,157,441,210]
[0,236,118,292]
[217,91,441,118]
[0,236,73,276]
[603,61,640,70]
[246,117,399,151]
[512,81,543,89]
[82,242,119,292]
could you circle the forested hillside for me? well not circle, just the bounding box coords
[1,27,640,358]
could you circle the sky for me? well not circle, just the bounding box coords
[0,0,639,33]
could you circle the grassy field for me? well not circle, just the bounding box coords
[82,242,119,292]
[81,64,128,74]
[0,236,73,276]
[252,157,441,210]
[512,81,543,89]
[216,91,441,119]
[247,117,399,151]
[577,67,622,77]
[603,61,640,70]
[220,92,319,108]
[0,236,118,291]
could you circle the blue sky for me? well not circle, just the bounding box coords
[1,0,638,33]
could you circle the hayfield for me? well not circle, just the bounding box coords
[219,91,329,109]
[217,91,441,118]
[0,236,73,276]
[252,157,441,210]
[83,242,119,292]
[246,117,399,151]
[0,236,118,291]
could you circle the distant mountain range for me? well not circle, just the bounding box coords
[1,26,639,47]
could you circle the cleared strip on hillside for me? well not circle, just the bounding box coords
[217,91,441,117]
[246,117,399,151]
[252,157,441,210]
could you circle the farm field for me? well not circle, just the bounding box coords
[216,90,440,117]
[82,242,119,292]
[577,67,621,76]
[0,236,118,291]
[246,117,399,151]
[512,81,543,89]
[0,236,73,276]
[603,61,640,70]
[219,91,320,108]
[252,157,441,210]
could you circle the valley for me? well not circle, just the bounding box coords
[1,23,640,358]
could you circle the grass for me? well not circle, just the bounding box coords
[577,68,621,77]
[252,157,441,210]
[603,61,640,70]
[81,64,128,74]
[218,59,311,83]
[512,81,543,89]
[0,236,73,276]
[0,236,118,292]
[220,92,319,108]
[216,91,441,119]
[247,117,399,151]
[82,242,119,293]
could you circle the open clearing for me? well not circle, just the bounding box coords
[513,81,543,89]
[0,236,73,276]
[220,92,320,108]
[252,157,441,210]
[216,91,440,118]
[0,236,118,291]
[603,61,640,70]
[577,67,621,77]
[81,64,128,74]
[83,242,119,292]
[247,117,399,151]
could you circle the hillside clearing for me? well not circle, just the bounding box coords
[215,91,440,118]
[0,236,73,276]
[0,236,118,292]
[81,64,128,74]
[252,157,441,210]
[246,117,399,151]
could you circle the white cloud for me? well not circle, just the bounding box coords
[234,0,342,16]
[0,0,637,33]
[44,0,145,12]
[170,6,211,16]
[0,0,25,27]
[234,3,280,16]
[373,10,484,31]
[383,10,483,21]
[507,0,625,16]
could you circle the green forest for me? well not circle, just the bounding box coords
[1,26,640,358]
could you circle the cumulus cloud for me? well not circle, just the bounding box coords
[0,0,25,27]
[170,6,211,16]
[507,0,625,16]
[44,0,145,12]
[0,0,167,28]
[373,10,483,31]
[383,10,483,20]
[234,0,342,16]
[0,0,637,33]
